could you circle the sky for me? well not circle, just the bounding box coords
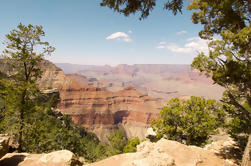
[0,0,209,66]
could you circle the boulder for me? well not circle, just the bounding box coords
[87,139,236,166]
[0,150,83,166]
[0,134,9,159]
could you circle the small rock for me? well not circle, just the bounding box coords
[0,134,10,159]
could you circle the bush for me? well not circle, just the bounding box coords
[123,137,140,153]
[0,90,107,162]
[151,96,225,146]
[106,129,127,156]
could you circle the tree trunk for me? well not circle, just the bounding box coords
[17,89,26,152]
[186,135,191,145]
[241,134,251,166]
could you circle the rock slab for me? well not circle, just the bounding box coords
[87,139,235,166]
[0,150,83,166]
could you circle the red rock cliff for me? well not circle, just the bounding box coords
[38,60,164,142]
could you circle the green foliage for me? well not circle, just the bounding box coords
[100,0,156,20]
[0,87,107,162]
[224,102,251,150]
[107,129,127,155]
[151,96,225,146]
[187,0,249,39]
[0,24,108,162]
[0,23,55,152]
[190,3,251,141]
[0,72,7,111]
[100,0,184,19]
[123,137,140,153]
[101,0,250,25]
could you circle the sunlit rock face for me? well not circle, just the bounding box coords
[87,139,235,166]
[0,150,83,166]
[38,60,165,142]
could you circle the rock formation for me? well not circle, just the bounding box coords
[0,60,225,143]
[56,63,225,100]
[0,150,83,166]
[38,60,165,142]
[0,60,164,142]
[87,138,236,166]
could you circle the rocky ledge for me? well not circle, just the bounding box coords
[0,150,83,166]
[87,138,236,166]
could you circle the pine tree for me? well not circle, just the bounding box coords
[1,23,55,152]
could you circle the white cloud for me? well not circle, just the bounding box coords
[176,30,187,35]
[156,37,210,55]
[106,32,132,42]
[165,43,193,53]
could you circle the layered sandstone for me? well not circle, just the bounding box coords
[38,60,165,142]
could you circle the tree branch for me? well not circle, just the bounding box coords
[222,92,251,119]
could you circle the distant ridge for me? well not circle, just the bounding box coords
[55,63,224,100]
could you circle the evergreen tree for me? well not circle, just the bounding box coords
[0,24,111,162]
[107,129,127,155]
[152,97,225,146]
[188,0,251,144]
[1,23,55,152]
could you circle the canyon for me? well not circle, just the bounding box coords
[0,60,225,142]
[40,61,225,142]
[38,61,166,142]
[56,63,225,100]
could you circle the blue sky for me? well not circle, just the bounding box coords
[0,0,209,65]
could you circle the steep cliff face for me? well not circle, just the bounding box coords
[39,60,164,142]
[58,85,163,142]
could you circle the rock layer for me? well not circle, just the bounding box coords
[38,60,165,142]
[56,63,225,99]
